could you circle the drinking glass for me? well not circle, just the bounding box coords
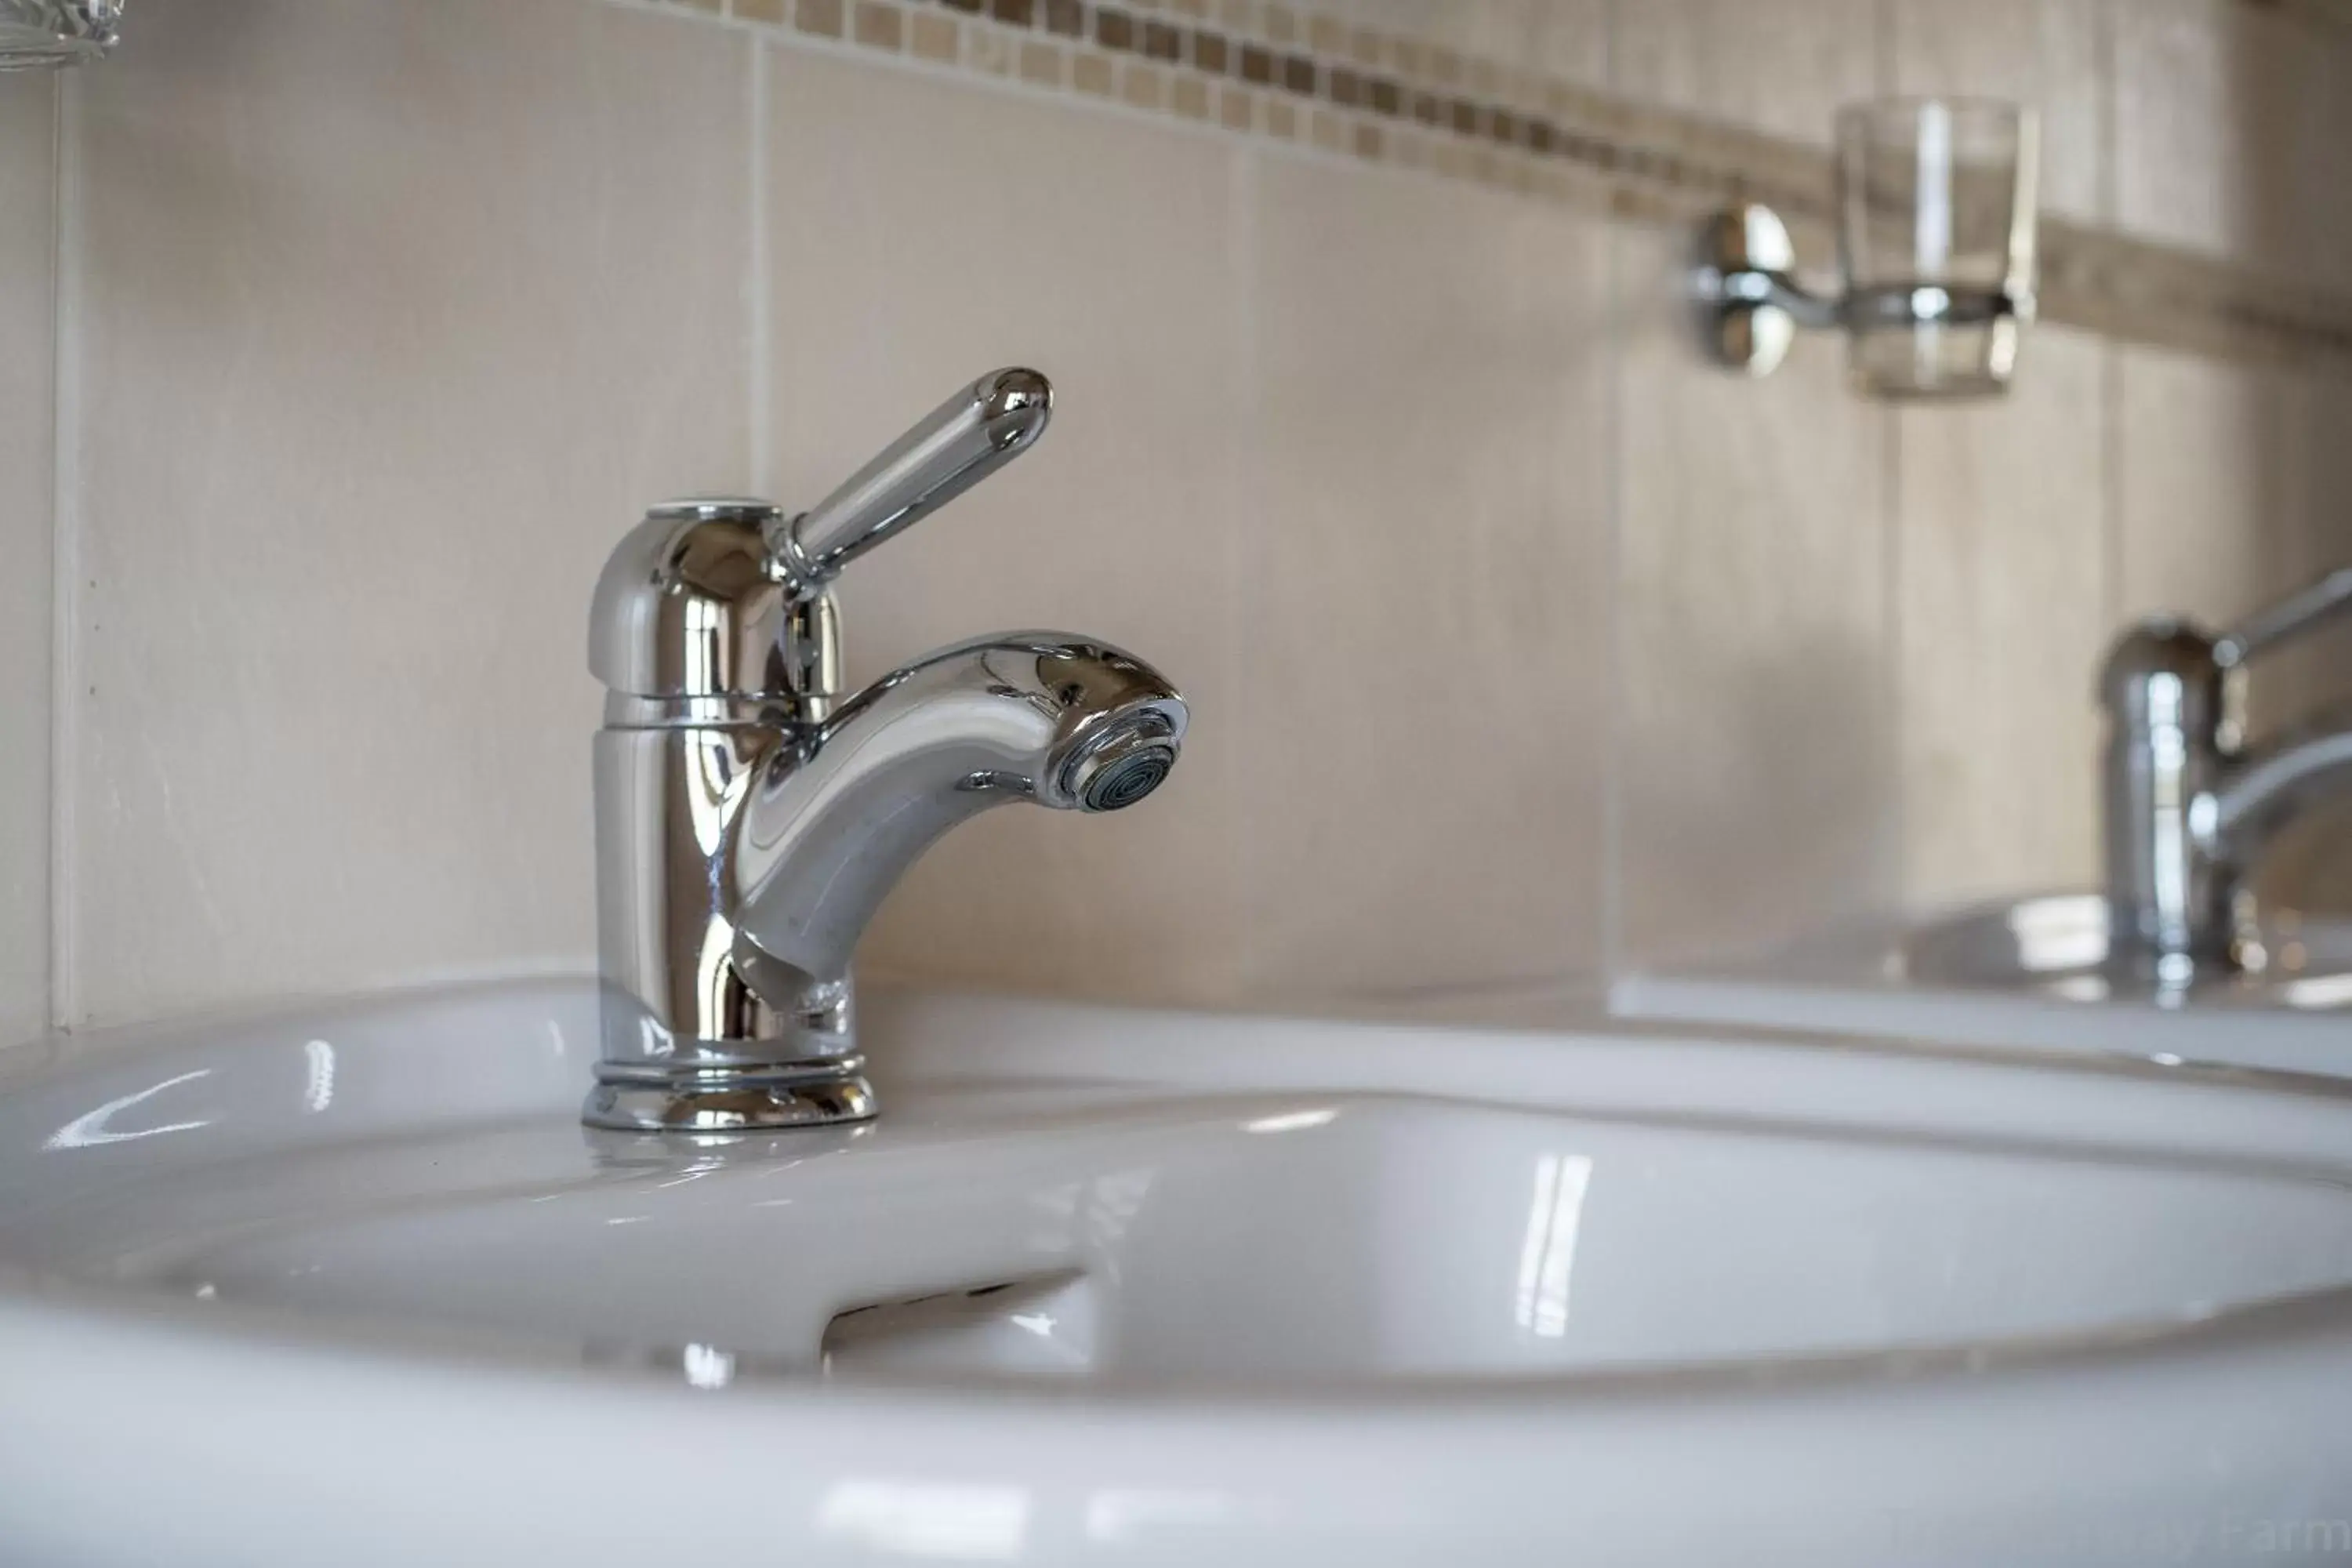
[1835,98,2038,397]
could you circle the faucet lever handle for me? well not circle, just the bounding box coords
[2216,564,2352,669]
[771,368,1053,593]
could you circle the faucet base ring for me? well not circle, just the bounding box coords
[581,1065,878,1133]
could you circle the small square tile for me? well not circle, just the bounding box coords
[1170,0,1207,16]
[1392,38,1421,79]
[1120,58,1167,107]
[1307,13,1343,55]
[1019,38,1064,82]
[1262,2,1296,45]
[735,0,786,21]
[1328,66,1359,107]
[989,0,1034,25]
[1427,45,1460,86]
[1280,53,1314,94]
[1238,42,1272,83]
[851,0,903,48]
[909,9,958,57]
[1214,0,1255,34]
[1190,29,1227,73]
[1367,76,1398,116]
[1043,0,1084,35]
[1352,121,1381,159]
[1073,47,1115,93]
[1142,19,1180,59]
[1264,96,1296,137]
[796,0,844,36]
[1217,82,1253,129]
[1465,56,1497,96]
[1348,27,1380,67]
[1094,6,1133,49]
[1310,107,1345,152]
[967,21,1013,70]
[1171,71,1210,118]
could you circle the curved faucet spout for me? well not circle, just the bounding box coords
[2202,720,2352,867]
[731,633,1186,985]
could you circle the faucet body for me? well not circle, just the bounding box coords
[583,372,1185,1132]
[2101,567,2352,976]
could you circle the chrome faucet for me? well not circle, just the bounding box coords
[2102,565,2352,978]
[583,369,1187,1133]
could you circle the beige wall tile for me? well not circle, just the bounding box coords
[2112,349,2298,630]
[2112,346,2352,914]
[71,0,752,1029]
[1610,0,1878,143]
[2111,0,2352,913]
[762,49,1250,1005]
[2259,367,2352,912]
[2113,0,2352,294]
[1327,0,1608,89]
[1888,1,2108,910]
[1610,0,1896,964]
[1240,158,1612,1000]
[1889,0,2103,220]
[1614,230,1899,964]
[1894,332,2107,909]
[0,75,54,1045]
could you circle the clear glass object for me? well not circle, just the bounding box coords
[1835,98,2038,398]
[0,0,120,69]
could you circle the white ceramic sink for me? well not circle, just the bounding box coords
[1614,894,2352,1080]
[6,981,2352,1565]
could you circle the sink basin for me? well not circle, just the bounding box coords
[5,980,2352,1564]
[1615,893,2352,1081]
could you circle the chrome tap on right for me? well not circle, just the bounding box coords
[2101,565,2352,976]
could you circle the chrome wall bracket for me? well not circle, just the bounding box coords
[1690,98,2039,398]
[1690,201,2033,394]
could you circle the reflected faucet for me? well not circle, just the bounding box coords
[583,369,1186,1132]
[2101,566,2352,978]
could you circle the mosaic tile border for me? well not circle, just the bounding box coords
[641,0,2352,373]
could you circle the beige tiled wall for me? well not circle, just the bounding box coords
[1888,0,2108,906]
[2109,0,2352,909]
[1610,0,1896,967]
[0,0,2347,1038]
[64,0,752,1029]
[0,75,54,1046]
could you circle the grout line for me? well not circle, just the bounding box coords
[1225,138,1258,1002]
[1878,0,1904,914]
[2095,0,2125,631]
[1882,392,1907,915]
[46,71,82,1033]
[1875,0,1907,916]
[748,37,773,495]
[1597,0,1624,986]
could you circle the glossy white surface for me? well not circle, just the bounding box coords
[6,981,2352,1565]
[1615,898,2352,1080]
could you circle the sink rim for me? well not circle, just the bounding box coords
[5,976,2352,1407]
[7,978,2352,1566]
